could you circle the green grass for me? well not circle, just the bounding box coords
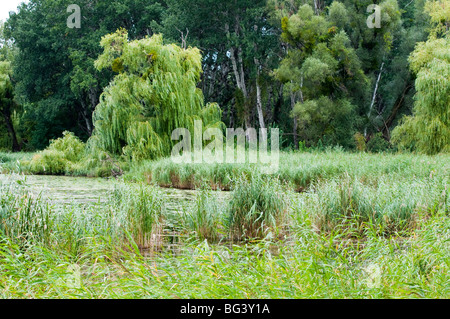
[111,183,166,252]
[180,186,225,243]
[3,150,449,192]
[226,174,289,241]
[0,152,449,298]
[0,204,450,298]
[0,152,35,173]
[303,175,449,237]
[0,180,53,247]
[125,150,450,191]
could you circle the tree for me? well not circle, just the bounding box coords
[392,0,450,154]
[5,0,166,149]
[161,0,281,136]
[274,2,368,148]
[89,30,222,161]
[0,60,20,152]
[0,22,20,152]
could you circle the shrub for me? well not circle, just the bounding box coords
[29,150,68,175]
[354,132,366,152]
[28,131,86,175]
[367,132,391,153]
[46,131,85,162]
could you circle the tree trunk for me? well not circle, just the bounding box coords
[313,0,323,14]
[237,46,247,98]
[1,108,20,152]
[366,61,384,137]
[208,66,217,99]
[382,85,412,140]
[290,88,298,149]
[266,83,273,124]
[80,99,93,136]
[273,84,283,124]
[225,21,253,141]
[254,57,266,141]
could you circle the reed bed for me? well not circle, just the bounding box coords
[226,174,290,241]
[0,152,449,298]
[125,151,450,191]
[302,175,449,237]
[0,211,450,298]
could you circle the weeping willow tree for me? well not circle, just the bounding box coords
[392,0,450,154]
[0,61,20,152]
[89,29,222,161]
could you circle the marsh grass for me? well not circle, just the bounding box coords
[0,152,34,173]
[5,150,450,189]
[226,174,290,241]
[0,180,53,247]
[111,183,165,252]
[123,151,450,192]
[0,152,449,298]
[1,211,450,298]
[304,175,449,237]
[180,186,225,242]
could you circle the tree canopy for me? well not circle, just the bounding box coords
[89,29,222,160]
[392,0,450,154]
[0,0,448,155]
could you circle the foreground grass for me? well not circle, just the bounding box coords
[1,212,450,298]
[0,168,449,298]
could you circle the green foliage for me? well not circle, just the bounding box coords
[424,0,450,37]
[181,187,224,242]
[275,3,368,148]
[328,1,349,29]
[298,140,308,152]
[5,0,166,148]
[0,59,20,152]
[392,1,450,154]
[354,132,366,152]
[367,132,391,153]
[112,183,165,251]
[162,0,280,132]
[227,175,289,240]
[90,30,222,161]
[292,97,359,148]
[28,131,86,175]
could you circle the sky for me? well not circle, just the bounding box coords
[0,0,29,23]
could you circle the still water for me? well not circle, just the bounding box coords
[0,174,202,211]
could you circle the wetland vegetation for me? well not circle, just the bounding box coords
[0,0,449,299]
[0,150,448,298]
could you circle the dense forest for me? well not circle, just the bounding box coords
[0,0,448,157]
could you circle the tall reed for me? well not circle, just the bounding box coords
[305,175,449,236]
[226,174,289,240]
[0,180,53,246]
[181,186,225,242]
[111,183,166,251]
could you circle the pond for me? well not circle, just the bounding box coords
[0,173,226,212]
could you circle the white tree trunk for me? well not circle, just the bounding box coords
[255,57,266,141]
[366,62,384,137]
